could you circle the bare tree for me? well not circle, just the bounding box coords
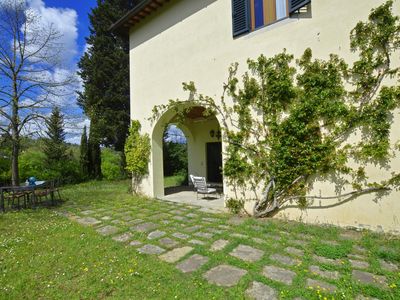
[0,0,75,185]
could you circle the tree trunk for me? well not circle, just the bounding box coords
[11,127,19,186]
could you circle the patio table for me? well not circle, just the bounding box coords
[0,181,48,212]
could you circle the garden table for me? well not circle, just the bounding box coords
[0,181,47,212]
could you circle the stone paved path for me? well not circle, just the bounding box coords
[62,198,399,299]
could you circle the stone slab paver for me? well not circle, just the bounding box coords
[252,237,266,244]
[297,233,313,240]
[228,216,245,225]
[352,270,387,289]
[126,219,144,226]
[271,254,300,266]
[176,254,209,273]
[263,265,296,285]
[231,233,248,239]
[101,216,112,221]
[130,222,157,232]
[309,265,340,280]
[285,247,304,257]
[112,232,132,242]
[218,225,230,230]
[172,232,189,240]
[313,255,342,266]
[81,210,95,215]
[340,231,362,240]
[265,234,281,241]
[159,246,193,263]
[230,244,264,262]
[96,225,119,236]
[184,225,202,233]
[349,259,369,269]
[186,213,198,218]
[210,239,229,252]
[348,254,366,261]
[121,215,133,221]
[194,232,213,239]
[290,239,307,247]
[207,228,224,234]
[324,240,339,246]
[173,216,188,222]
[76,217,101,226]
[199,207,217,214]
[159,237,179,248]
[202,217,218,222]
[306,278,337,293]
[147,230,166,240]
[353,246,367,254]
[188,239,206,245]
[129,240,142,247]
[204,264,247,287]
[137,244,166,255]
[245,281,278,300]
[379,259,398,272]
[170,209,184,215]
[355,295,379,300]
[111,219,123,225]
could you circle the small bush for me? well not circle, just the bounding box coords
[226,198,244,214]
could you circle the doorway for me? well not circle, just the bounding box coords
[206,142,222,183]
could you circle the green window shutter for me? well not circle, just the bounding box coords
[289,0,311,13]
[232,0,250,37]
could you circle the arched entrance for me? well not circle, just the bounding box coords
[151,106,224,204]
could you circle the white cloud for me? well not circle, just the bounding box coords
[27,0,78,66]
[64,117,90,144]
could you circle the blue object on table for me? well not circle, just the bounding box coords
[28,177,37,186]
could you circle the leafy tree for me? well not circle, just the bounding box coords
[152,1,400,216]
[162,126,188,177]
[0,0,75,185]
[78,0,131,177]
[44,107,67,166]
[80,126,90,178]
[101,148,124,180]
[88,123,102,179]
[125,121,150,195]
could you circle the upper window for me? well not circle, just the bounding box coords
[232,0,311,37]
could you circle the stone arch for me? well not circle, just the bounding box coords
[151,105,223,198]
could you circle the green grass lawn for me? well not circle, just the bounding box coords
[0,180,399,299]
[164,174,186,188]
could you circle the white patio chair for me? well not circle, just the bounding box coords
[191,176,218,200]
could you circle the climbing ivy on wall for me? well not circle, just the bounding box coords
[125,120,151,195]
[151,1,400,216]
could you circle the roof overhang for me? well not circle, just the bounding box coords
[110,0,171,36]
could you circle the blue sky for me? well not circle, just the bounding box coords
[44,0,97,59]
[25,0,98,143]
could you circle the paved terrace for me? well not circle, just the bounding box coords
[60,198,399,300]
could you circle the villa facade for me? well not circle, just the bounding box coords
[112,0,400,233]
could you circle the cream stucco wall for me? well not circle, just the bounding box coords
[128,0,400,233]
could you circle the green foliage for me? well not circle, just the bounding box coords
[88,124,102,179]
[101,148,125,180]
[44,107,68,166]
[19,148,82,184]
[313,242,352,259]
[125,120,151,194]
[152,1,400,216]
[225,198,244,214]
[77,0,130,152]
[164,174,186,188]
[163,140,188,177]
[80,126,90,178]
